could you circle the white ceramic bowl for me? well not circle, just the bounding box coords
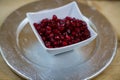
[17,1,97,55]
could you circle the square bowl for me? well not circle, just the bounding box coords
[26,1,97,55]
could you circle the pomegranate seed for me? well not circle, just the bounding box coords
[53,29,60,34]
[62,41,67,46]
[67,29,71,34]
[50,38,55,42]
[68,42,72,45]
[65,16,72,20]
[33,15,91,48]
[59,26,64,31]
[45,41,51,47]
[34,23,38,27]
[52,15,57,20]
[71,21,76,27]
[60,35,64,40]
[46,30,51,34]
[61,23,65,27]
[41,18,48,23]
[54,41,58,45]
[47,46,53,48]
[82,21,87,26]
[65,35,71,40]
[71,36,74,40]
[49,33,54,37]
[46,26,51,31]
[76,23,80,27]
[66,20,70,25]
[55,36,60,40]
[72,32,76,36]
[34,23,40,30]
[42,37,46,41]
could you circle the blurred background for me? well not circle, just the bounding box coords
[0,0,120,80]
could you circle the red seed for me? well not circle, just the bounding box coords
[46,26,51,31]
[45,41,51,47]
[54,41,58,45]
[52,15,57,20]
[49,33,54,37]
[55,36,60,40]
[33,15,91,48]
[60,35,64,40]
[62,41,67,46]
[65,16,72,20]
[34,23,40,30]
[50,38,55,42]
[42,37,46,41]
[59,26,64,31]
[34,23,38,26]
[47,45,53,48]
[72,31,76,36]
[65,35,71,40]
[46,30,51,34]
[41,18,48,23]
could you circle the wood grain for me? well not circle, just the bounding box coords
[0,0,120,80]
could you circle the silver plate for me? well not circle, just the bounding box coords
[0,0,117,80]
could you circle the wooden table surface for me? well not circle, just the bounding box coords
[0,0,120,80]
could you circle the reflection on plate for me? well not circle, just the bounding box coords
[0,0,117,80]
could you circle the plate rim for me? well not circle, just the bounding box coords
[0,0,117,80]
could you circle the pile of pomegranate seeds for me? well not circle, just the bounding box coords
[33,15,91,48]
